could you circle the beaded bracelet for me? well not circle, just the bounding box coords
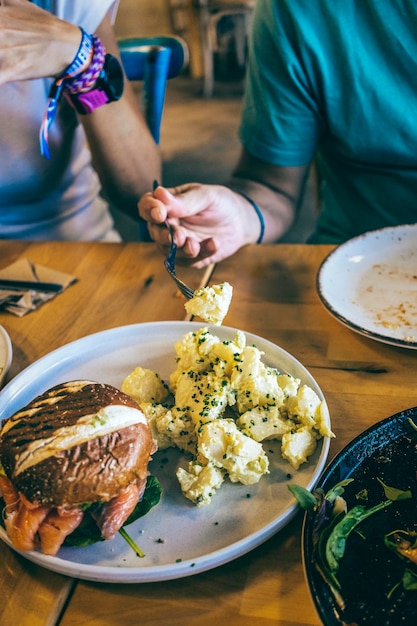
[234,190,266,243]
[39,28,105,159]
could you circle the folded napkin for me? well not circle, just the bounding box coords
[0,258,77,317]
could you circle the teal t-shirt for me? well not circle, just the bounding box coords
[239,0,417,243]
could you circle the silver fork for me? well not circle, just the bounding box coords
[153,179,195,299]
[164,221,195,299]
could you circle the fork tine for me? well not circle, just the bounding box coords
[178,281,195,300]
[164,261,194,299]
[164,222,194,299]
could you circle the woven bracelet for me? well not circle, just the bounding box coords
[39,31,107,159]
[234,190,265,244]
[62,28,94,79]
[39,28,98,158]
[64,36,106,94]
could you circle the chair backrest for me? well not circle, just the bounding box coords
[118,35,188,144]
[182,0,253,97]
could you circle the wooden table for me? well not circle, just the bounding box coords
[1,241,416,626]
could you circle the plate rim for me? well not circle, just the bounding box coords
[301,406,417,626]
[0,320,331,583]
[0,324,12,387]
[316,223,417,349]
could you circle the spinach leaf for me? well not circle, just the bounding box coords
[123,475,162,526]
[377,478,412,501]
[403,568,417,591]
[287,483,318,511]
[325,500,392,574]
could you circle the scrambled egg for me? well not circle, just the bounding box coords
[122,327,333,506]
[184,282,233,325]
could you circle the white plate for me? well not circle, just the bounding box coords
[0,325,12,387]
[0,321,330,583]
[317,224,417,348]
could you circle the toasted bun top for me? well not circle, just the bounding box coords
[0,380,155,506]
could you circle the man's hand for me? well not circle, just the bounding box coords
[139,183,261,268]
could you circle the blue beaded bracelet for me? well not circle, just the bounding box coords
[234,190,265,243]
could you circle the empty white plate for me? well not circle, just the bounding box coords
[317,224,417,348]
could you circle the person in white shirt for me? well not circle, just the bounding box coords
[0,0,160,241]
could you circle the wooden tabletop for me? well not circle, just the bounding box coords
[1,240,416,626]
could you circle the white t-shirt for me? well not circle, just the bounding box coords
[0,0,121,241]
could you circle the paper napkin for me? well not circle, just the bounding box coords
[0,258,77,317]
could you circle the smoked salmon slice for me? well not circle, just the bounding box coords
[38,507,84,555]
[0,476,49,551]
[92,479,146,540]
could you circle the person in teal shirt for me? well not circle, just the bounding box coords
[139,0,417,267]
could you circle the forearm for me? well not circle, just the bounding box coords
[82,93,161,218]
[229,150,311,243]
[227,177,294,243]
[74,16,161,218]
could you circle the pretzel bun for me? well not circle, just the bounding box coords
[0,380,156,507]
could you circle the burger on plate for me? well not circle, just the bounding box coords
[0,380,158,556]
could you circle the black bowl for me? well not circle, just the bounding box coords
[302,407,417,626]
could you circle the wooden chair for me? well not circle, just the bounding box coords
[195,0,255,97]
